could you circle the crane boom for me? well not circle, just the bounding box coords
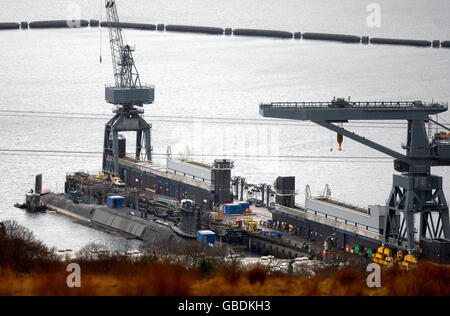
[105,0,141,88]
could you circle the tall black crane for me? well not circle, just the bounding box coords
[102,0,155,176]
[260,98,450,255]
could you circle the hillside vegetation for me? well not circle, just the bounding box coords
[0,221,449,296]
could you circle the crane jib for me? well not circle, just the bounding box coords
[104,0,142,89]
[103,0,154,106]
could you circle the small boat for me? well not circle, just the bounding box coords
[14,191,46,213]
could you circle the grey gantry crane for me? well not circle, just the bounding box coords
[260,98,450,255]
[102,0,154,176]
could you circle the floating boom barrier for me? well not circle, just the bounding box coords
[0,19,448,49]
[233,28,293,39]
[302,32,361,43]
[89,19,100,27]
[165,24,224,35]
[370,37,432,47]
[29,20,89,28]
[0,22,20,30]
[100,21,156,30]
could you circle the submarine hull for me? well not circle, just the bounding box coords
[41,193,180,243]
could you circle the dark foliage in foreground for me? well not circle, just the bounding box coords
[0,221,449,296]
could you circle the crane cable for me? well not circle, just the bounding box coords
[0,149,393,163]
[99,0,103,63]
[1,111,449,129]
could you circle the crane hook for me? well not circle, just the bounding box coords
[337,133,343,151]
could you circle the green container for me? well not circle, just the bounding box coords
[354,245,361,254]
[367,249,373,259]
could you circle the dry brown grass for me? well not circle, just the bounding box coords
[1,221,449,296]
[1,261,449,296]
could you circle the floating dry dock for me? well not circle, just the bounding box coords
[273,201,384,250]
[105,156,233,208]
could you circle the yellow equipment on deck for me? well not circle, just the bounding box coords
[398,253,417,270]
[372,246,417,269]
[373,247,394,267]
[96,172,107,180]
[244,219,258,232]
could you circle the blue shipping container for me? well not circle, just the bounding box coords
[239,202,250,212]
[107,196,126,208]
[197,230,216,244]
[224,203,243,215]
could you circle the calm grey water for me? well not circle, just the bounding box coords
[0,0,449,251]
